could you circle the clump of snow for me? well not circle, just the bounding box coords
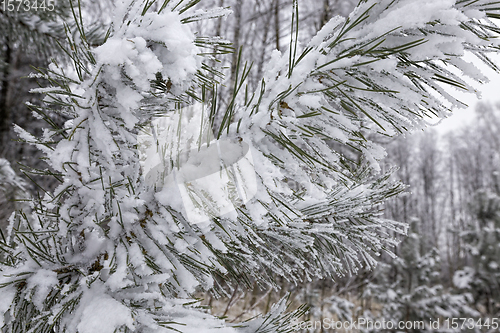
[453,267,475,289]
[25,269,59,310]
[0,287,15,327]
[75,288,134,333]
[92,5,201,130]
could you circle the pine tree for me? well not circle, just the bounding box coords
[447,103,500,317]
[0,0,110,203]
[455,188,500,316]
[0,159,26,234]
[362,231,479,332]
[1,0,500,332]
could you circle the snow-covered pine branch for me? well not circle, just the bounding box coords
[0,0,499,332]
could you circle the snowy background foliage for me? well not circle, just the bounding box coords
[0,0,500,332]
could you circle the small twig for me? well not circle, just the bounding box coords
[230,287,273,323]
[223,284,239,317]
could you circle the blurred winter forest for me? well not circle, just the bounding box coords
[1,0,500,330]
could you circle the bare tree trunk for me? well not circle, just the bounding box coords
[0,37,12,149]
[255,8,272,88]
[320,279,325,333]
[447,152,456,281]
[215,0,225,48]
[274,0,280,51]
[229,0,242,90]
[320,0,330,28]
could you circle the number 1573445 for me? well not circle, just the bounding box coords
[2,0,55,12]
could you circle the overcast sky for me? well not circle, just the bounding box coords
[433,53,500,134]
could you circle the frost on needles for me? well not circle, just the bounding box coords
[1,0,500,332]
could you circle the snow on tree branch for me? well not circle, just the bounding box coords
[0,0,499,332]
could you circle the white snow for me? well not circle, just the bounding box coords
[453,267,475,289]
[26,269,59,310]
[76,289,134,333]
